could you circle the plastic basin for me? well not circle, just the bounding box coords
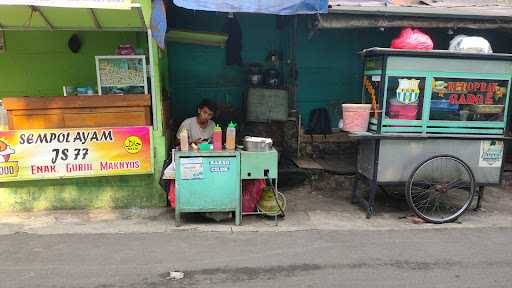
[342,104,371,132]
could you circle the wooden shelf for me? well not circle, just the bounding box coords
[3,94,149,110]
[3,94,151,129]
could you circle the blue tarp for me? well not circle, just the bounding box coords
[151,0,167,49]
[173,0,328,15]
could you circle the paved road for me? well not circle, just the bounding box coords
[1,228,511,288]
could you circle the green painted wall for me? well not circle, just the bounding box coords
[295,24,512,126]
[0,31,142,96]
[0,30,167,211]
[166,10,392,125]
[167,8,512,128]
[0,175,162,211]
[167,10,284,122]
[168,43,244,121]
[295,26,390,125]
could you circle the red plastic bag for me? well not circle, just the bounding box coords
[242,179,266,213]
[391,28,433,50]
[168,180,176,208]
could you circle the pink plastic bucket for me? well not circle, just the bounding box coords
[342,104,371,132]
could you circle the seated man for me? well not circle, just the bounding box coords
[176,99,216,145]
[174,99,229,221]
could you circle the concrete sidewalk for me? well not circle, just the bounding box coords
[1,179,511,235]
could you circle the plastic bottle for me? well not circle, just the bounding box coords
[179,129,189,151]
[225,122,237,150]
[213,124,222,151]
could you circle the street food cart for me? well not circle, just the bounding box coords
[351,48,511,223]
[174,148,279,226]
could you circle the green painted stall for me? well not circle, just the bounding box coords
[0,0,169,211]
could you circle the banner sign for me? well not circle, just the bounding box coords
[0,0,132,10]
[0,126,152,182]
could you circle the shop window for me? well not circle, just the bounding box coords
[430,78,508,122]
[385,77,426,121]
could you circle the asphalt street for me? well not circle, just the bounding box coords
[1,228,511,288]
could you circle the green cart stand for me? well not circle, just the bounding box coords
[175,150,241,226]
[351,48,512,223]
[240,149,281,223]
[174,149,279,226]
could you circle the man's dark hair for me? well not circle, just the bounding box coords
[198,99,216,114]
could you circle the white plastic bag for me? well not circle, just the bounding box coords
[449,35,493,54]
[163,149,176,179]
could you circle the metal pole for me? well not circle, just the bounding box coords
[297,114,301,158]
[30,6,55,31]
[88,9,102,31]
[147,29,158,128]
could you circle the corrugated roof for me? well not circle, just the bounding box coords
[328,0,512,19]
[0,2,147,31]
[330,0,512,7]
[319,0,512,28]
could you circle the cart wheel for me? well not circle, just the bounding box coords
[406,155,475,224]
